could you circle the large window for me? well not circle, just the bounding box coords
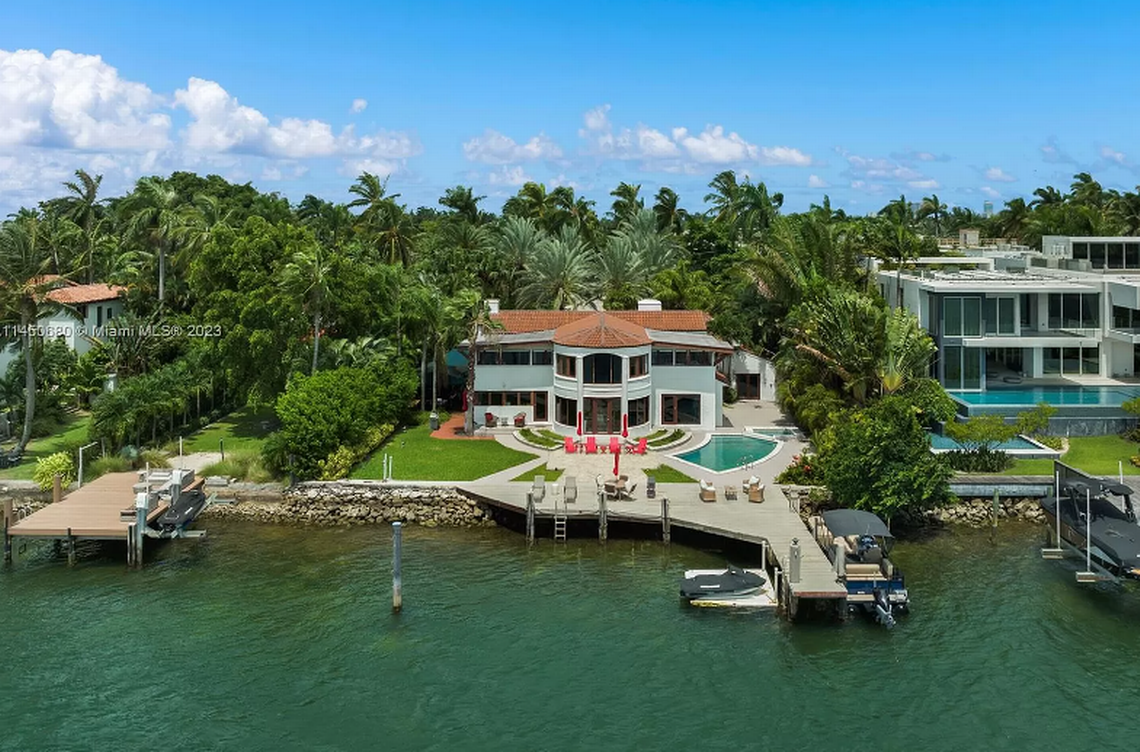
[583,353,621,384]
[1043,346,1099,376]
[661,394,701,424]
[1047,293,1098,329]
[982,297,1016,335]
[629,354,648,378]
[652,349,674,366]
[501,350,530,366]
[555,396,577,426]
[476,391,548,407]
[556,354,576,377]
[477,350,502,365]
[942,296,981,337]
[532,350,553,366]
[628,396,649,426]
[943,346,982,390]
[1114,306,1140,331]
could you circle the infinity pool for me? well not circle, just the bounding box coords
[673,434,778,473]
[949,386,1140,407]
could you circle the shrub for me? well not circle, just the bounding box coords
[88,455,131,480]
[723,386,739,404]
[139,449,170,469]
[201,449,274,483]
[776,453,822,485]
[943,448,1013,473]
[944,415,1018,453]
[1016,402,1057,437]
[317,424,395,480]
[648,429,686,447]
[519,428,559,449]
[33,451,76,491]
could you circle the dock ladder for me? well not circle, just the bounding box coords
[553,499,568,542]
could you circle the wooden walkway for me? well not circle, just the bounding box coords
[459,480,846,601]
[9,472,165,540]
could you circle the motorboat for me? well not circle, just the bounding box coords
[679,566,765,601]
[1041,476,1140,582]
[155,487,209,534]
[810,508,909,627]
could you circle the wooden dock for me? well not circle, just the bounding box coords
[7,472,167,540]
[459,480,847,611]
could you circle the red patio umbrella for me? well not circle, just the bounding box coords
[621,414,628,438]
[577,411,583,436]
[613,446,620,477]
[460,390,468,411]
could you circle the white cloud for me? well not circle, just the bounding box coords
[487,165,531,186]
[576,105,812,171]
[908,179,940,190]
[0,48,171,151]
[1101,145,1127,165]
[837,147,939,186]
[339,158,400,178]
[261,162,309,181]
[980,186,1001,198]
[1040,136,1077,165]
[549,173,579,190]
[984,166,1016,182]
[350,98,368,114]
[808,174,829,189]
[462,129,563,165]
[890,149,951,163]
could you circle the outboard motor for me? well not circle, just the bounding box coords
[873,588,896,628]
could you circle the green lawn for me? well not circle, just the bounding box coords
[511,464,564,482]
[173,406,276,454]
[999,435,1140,476]
[352,420,536,481]
[0,414,92,480]
[641,464,697,483]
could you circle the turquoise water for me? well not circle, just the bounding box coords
[950,385,1140,407]
[2,522,1139,751]
[928,433,1045,452]
[674,434,778,471]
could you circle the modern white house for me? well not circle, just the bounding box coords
[0,279,126,375]
[876,236,1140,390]
[466,299,733,434]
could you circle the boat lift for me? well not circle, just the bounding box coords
[1041,461,1137,585]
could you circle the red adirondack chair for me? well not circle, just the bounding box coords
[585,436,598,454]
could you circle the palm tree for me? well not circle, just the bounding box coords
[704,170,741,227]
[1069,172,1104,208]
[919,194,948,237]
[597,234,645,309]
[879,220,921,308]
[518,225,595,309]
[503,182,563,232]
[653,187,688,234]
[493,216,545,306]
[1030,186,1064,208]
[996,197,1031,241]
[439,185,486,224]
[609,182,643,225]
[457,290,503,435]
[373,202,416,266]
[60,169,103,283]
[0,221,64,451]
[617,208,681,277]
[281,241,333,373]
[347,172,399,224]
[297,195,353,248]
[736,181,783,242]
[119,176,183,304]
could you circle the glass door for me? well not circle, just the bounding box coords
[584,398,621,434]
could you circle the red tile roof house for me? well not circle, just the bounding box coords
[461,299,734,435]
[0,279,126,374]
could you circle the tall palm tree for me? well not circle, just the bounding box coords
[609,182,643,225]
[518,225,595,309]
[493,216,545,306]
[439,185,486,224]
[297,195,353,248]
[457,290,502,435]
[120,176,183,304]
[918,194,948,237]
[347,172,399,224]
[1069,172,1104,208]
[281,241,333,373]
[373,202,416,266]
[0,221,64,451]
[1030,186,1064,207]
[704,170,742,227]
[653,186,688,234]
[736,181,783,242]
[60,169,103,283]
[617,208,681,278]
[597,234,645,309]
[996,197,1031,241]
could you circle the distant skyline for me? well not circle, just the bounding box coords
[3,0,1139,217]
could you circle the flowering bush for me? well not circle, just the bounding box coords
[776,453,821,485]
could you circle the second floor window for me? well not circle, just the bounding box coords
[583,353,621,384]
[556,354,576,377]
[629,354,648,377]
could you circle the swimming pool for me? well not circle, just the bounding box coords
[926,432,1053,455]
[949,386,1140,407]
[673,434,779,473]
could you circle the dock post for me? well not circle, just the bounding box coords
[788,538,802,584]
[660,496,670,544]
[126,524,134,567]
[134,492,147,569]
[992,489,1000,529]
[598,489,608,542]
[392,521,403,613]
[219,439,225,463]
[3,498,12,564]
[834,543,845,578]
[525,492,535,546]
[52,473,62,504]
[66,527,75,567]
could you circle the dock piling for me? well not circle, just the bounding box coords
[525,492,535,545]
[219,439,225,462]
[52,474,62,504]
[661,496,670,543]
[392,521,403,613]
[66,527,75,567]
[127,524,134,566]
[788,538,802,584]
[134,492,147,569]
[3,498,12,564]
[598,490,608,542]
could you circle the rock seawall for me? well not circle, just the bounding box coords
[780,484,1047,528]
[203,481,494,527]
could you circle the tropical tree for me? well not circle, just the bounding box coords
[347,172,398,224]
[0,221,63,450]
[58,169,104,282]
[919,194,948,237]
[439,185,486,224]
[456,290,503,435]
[518,226,595,309]
[609,182,643,225]
[281,240,332,374]
[119,176,184,304]
[653,186,687,234]
[492,216,545,306]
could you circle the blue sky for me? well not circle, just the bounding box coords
[2,0,1139,216]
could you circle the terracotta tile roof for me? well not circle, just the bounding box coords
[492,309,709,334]
[46,283,125,305]
[553,312,652,348]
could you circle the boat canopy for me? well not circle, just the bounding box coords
[822,509,892,539]
[1101,481,1132,497]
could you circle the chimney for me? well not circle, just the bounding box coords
[637,298,662,311]
[486,299,500,315]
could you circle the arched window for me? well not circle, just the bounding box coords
[583,354,621,384]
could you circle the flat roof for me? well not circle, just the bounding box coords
[889,268,1100,292]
